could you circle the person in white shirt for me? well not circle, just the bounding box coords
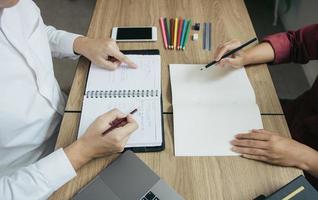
[0,0,138,199]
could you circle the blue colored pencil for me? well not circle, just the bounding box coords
[182,19,192,50]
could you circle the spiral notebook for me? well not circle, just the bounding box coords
[78,50,164,152]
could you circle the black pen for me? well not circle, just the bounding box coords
[200,37,257,70]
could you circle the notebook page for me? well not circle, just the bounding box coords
[169,64,256,105]
[86,55,161,92]
[169,64,263,156]
[78,97,162,147]
[173,104,263,156]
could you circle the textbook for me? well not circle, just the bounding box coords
[169,64,263,156]
[78,50,164,152]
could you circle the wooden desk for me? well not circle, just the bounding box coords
[50,113,301,200]
[50,0,302,199]
[65,0,283,114]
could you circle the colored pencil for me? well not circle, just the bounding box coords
[182,19,192,50]
[180,19,187,50]
[170,18,174,49]
[173,17,178,49]
[164,18,170,49]
[177,17,183,50]
[159,17,168,49]
[103,109,138,135]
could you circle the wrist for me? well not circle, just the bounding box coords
[242,49,252,66]
[296,145,318,171]
[64,139,93,170]
[73,36,88,55]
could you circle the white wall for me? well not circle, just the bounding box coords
[278,0,318,85]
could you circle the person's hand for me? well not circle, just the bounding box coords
[73,36,137,70]
[213,39,244,68]
[230,129,313,169]
[64,109,138,170]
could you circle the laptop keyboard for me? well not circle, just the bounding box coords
[141,191,160,200]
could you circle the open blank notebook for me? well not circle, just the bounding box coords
[169,64,263,156]
[78,50,163,152]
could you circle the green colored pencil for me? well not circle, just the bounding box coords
[165,18,171,49]
[182,19,192,50]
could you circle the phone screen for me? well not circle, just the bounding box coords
[116,27,152,40]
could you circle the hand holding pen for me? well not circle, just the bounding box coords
[103,108,138,135]
[68,109,138,170]
[201,38,257,70]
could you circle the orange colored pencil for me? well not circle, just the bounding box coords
[177,17,183,50]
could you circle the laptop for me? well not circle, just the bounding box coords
[73,150,183,200]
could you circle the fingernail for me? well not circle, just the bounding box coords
[131,63,138,68]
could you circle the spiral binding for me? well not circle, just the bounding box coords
[85,90,159,98]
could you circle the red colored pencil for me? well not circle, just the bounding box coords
[102,109,138,135]
[177,17,183,50]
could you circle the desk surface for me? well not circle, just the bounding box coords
[50,0,301,199]
[65,0,283,114]
[50,114,301,200]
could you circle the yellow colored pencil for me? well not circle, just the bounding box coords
[173,17,178,49]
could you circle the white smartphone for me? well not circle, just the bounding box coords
[111,26,157,42]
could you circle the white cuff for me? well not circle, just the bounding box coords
[35,148,77,191]
[58,32,82,59]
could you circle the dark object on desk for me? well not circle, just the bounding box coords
[192,23,200,31]
[253,195,266,200]
[255,175,318,200]
[73,151,183,200]
[200,37,257,70]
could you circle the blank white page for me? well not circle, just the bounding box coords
[173,104,263,156]
[169,64,263,156]
[86,55,161,92]
[169,64,256,105]
[78,97,162,147]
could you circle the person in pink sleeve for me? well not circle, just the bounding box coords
[214,24,318,188]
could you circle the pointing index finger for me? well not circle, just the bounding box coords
[109,49,137,68]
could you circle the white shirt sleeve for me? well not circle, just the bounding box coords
[45,25,82,59]
[0,148,77,200]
